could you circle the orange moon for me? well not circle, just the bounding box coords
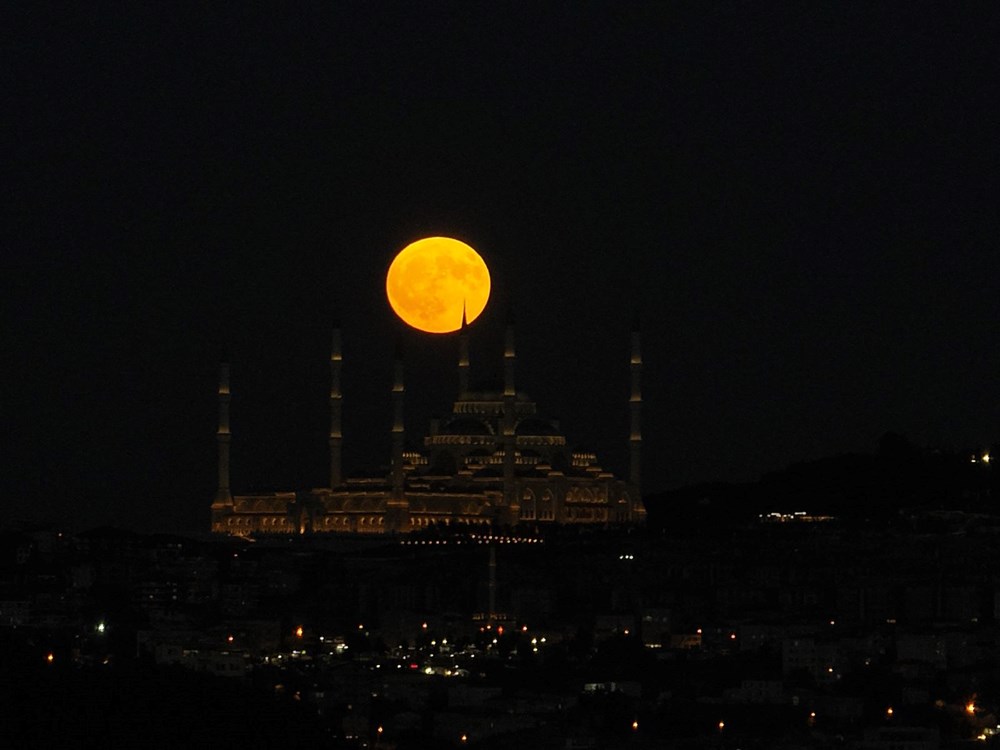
[386,237,491,333]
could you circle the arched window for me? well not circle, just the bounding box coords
[520,488,537,520]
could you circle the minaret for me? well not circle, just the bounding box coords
[329,328,343,489]
[629,322,642,495]
[212,363,233,510]
[391,345,405,501]
[386,344,410,532]
[502,319,518,522]
[458,303,470,398]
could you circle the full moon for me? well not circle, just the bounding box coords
[386,237,491,333]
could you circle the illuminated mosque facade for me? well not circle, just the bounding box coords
[210,322,645,536]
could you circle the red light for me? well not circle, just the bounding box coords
[409,663,418,670]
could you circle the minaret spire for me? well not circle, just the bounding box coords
[629,320,642,498]
[329,327,343,489]
[458,301,470,398]
[503,316,515,399]
[391,342,405,501]
[212,363,233,510]
[502,316,519,523]
[385,342,411,533]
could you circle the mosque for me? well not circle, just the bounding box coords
[210,320,646,535]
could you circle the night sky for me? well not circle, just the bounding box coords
[5,5,999,533]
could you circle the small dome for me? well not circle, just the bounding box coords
[440,417,494,436]
[515,417,560,436]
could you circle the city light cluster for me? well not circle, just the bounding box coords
[399,535,543,546]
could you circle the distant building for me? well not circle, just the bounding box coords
[211,321,646,535]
